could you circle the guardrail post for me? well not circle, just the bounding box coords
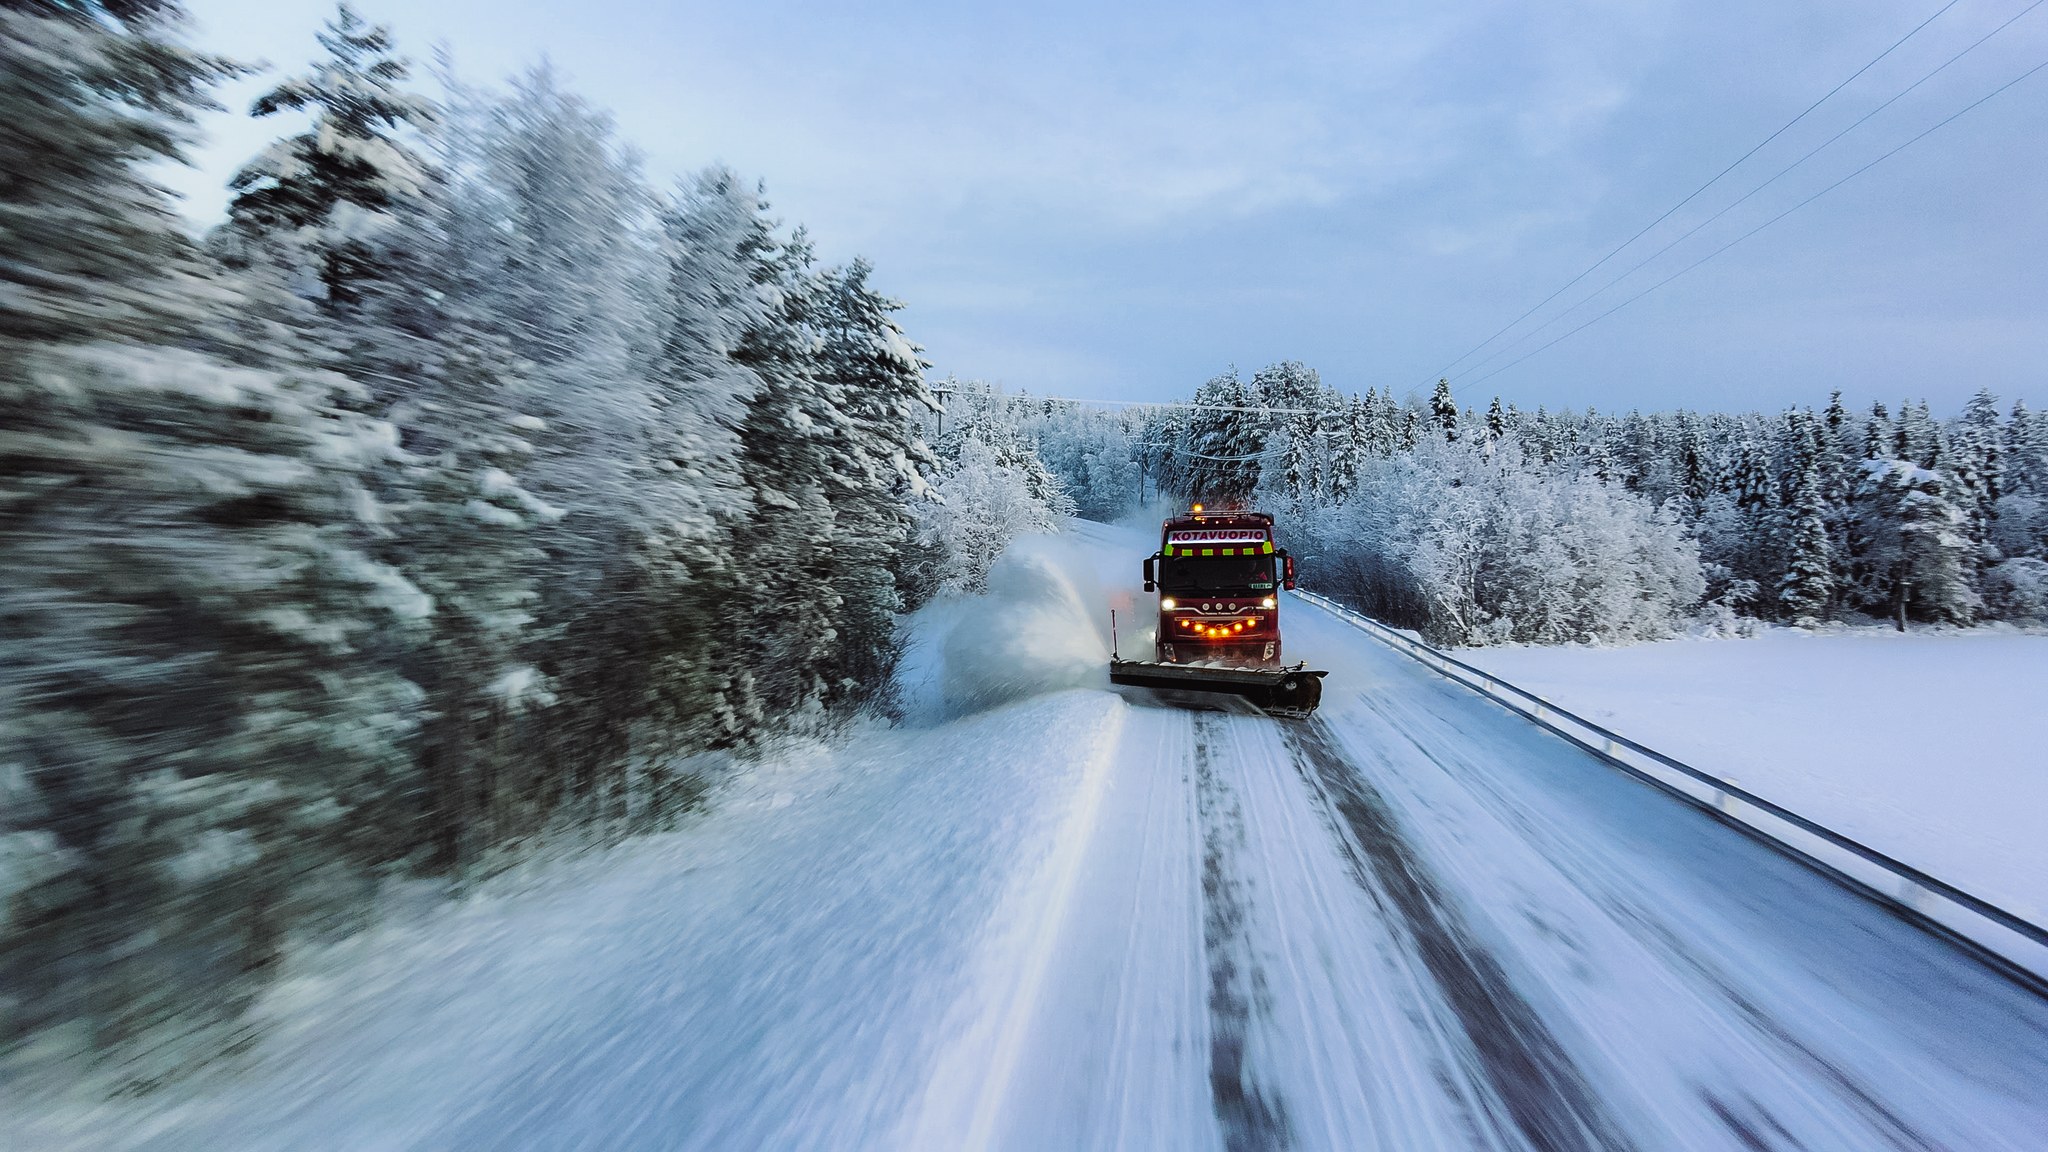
[1901,879,1924,914]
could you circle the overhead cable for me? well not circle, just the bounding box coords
[1417,0,1962,395]
[937,391,1319,416]
[1460,53,2048,390]
[1454,0,2047,383]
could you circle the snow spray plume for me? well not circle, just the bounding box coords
[940,536,1111,714]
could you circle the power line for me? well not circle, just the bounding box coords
[1454,0,2046,383]
[1461,53,2048,391]
[1040,395,1320,415]
[935,391,1320,416]
[1417,0,1962,395]
[1132,442,1285,463]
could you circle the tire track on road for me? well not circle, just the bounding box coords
[1282,718,1638,1152]
[1193,712,1293,1152]
[1352,687,1948,1152]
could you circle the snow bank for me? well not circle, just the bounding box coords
[1459,628,2048,919]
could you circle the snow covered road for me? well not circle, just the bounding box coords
[25,523,2048,1151]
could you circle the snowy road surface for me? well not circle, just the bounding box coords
[23,523,2048,1151]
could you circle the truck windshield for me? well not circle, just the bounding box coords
[1159,554,1275,593]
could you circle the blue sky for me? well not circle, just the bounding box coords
[168,0,2048,415]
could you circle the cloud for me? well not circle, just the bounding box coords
[170,0,2048,413]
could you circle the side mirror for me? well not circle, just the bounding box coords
[1143,554,1158,593]
[1282,552,1297,590]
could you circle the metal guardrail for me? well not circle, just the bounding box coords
[1291,588,2048,992]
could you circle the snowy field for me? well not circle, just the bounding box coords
[1458,628,2048,920]
[10,524,2048,1151]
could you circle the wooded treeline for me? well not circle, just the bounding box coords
[1,2,943,1056]
[973,366,2046,646]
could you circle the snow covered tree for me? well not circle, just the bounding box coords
[1694,425,1776,603]
[1779,461,1833,625]
[0,0,238,348]
[1326,392,1368,504]
[1251,359,1320,415]
[1823,390,1850,451]
[2006,399,2045,496]
[1429,377,1459,440]
[1584,418,1618,485]
[3,345,436,1048]
[1863,402,1891,461]
[1982,557,2048,621]
[1363,387,1400,456]
[0,0,442,1051]
[1033,407,1143,523]
[1991,406,2048,571]
[397,69,647,834]
[1674,411,1711,508]
[811,257,938,692]
[1176,368,1267,503]
[910,437,1063,596]
[1894,399,1941,467]
[677,173,854,728]
[1291,435,1702,645]
[1948,388,2005,566]
[1851,459,1978,627]
[1277,405,1320,503]
[220,3,435,313]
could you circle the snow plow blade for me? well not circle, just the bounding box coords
[1109,660,1327,716]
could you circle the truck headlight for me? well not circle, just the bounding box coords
[1160,598,1176,610]
[1260,597,1276,608]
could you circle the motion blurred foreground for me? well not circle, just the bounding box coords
[0,0,984,1072]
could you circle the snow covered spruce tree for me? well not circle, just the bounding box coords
[1850,459,1979,627]
[1429,377,1459,441]
[1986,399,2048,619]
[812,258,939,698]
[1174,368,1267,503]
[217,3,434,324]
[0,0,430,1050]
[213,6,559,873]
[1779,460,1834,626]
[667,171,849,735]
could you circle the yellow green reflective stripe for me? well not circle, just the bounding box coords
[1261,541,1274,554]
[1201,548,1214,556]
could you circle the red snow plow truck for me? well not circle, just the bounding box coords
[1109,505,1327,715]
